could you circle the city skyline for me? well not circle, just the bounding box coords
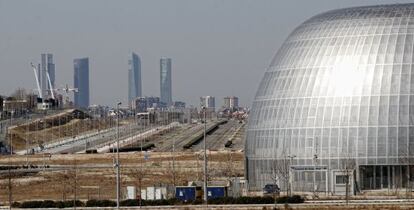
[1,0,413,107]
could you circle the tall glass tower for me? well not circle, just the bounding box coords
[128,53,142,105]
[74,58,89,108]
[41,53,55,98]
[160,57,172,105]
[47,54,55,95]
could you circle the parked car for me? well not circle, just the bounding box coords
[263,184,280,195]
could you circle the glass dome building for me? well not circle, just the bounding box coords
[246,3,414,193]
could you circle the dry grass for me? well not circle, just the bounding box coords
[0,151,244,202]
[8,109,121,151]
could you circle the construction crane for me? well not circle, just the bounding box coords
[30,63,43,99]
[31,63,58,110]
[45,70,55,100]
[58,84,78,107]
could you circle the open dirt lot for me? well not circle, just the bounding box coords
[0,151,243,202]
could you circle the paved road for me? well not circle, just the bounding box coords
[2,200,414,209]
[191,120,243,151]
[36,122,147,154]
[154,123,208,152]
[227,122,245,151]
[152,120,244,152]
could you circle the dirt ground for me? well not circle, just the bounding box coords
[0,151,244,202]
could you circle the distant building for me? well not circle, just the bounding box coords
[56,94,64,108]
[173,101,186,109]
[3,99,28,115]
[128,53,142,106]
[223,96,239,110]
[41,53,55,98]
[88,105,109,118]
[134,96,166,113]
[0,96,3,113]
[200,96,215,112]
[246,3,414,193]
[74,58,89,109]
[160,57,172,105]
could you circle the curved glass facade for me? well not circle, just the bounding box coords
[246,4,414,192]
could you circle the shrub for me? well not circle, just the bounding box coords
[120,199,139,206]
[61,200,85,208]
[55,201,65,208]
[40,200,56,208]
[208,197,234,204]
[287,195,305,203]
[19,201,42,208]
[206,196,274,205]
[276,195,305,204]
[11,202,21,208]
[18,200,85,208]
[190,199,203,205]
[14,196,302,208]
[143,198,181,206]
[19,201,44,208]
[233,196,274,204]
[86,199,116,207]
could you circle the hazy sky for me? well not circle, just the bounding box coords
[1,0,413,107]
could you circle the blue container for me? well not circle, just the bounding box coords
[207,186,227,199]
[175,186,196,202]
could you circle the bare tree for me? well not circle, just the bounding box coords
[223,150,235,181]
[127,157,148,205]
[47,170,74,201]
[269,160,280,204]
[195,153,202,181]
[269,152,291,196]
[7,170,13,207]
[0,178,7,203]
[398,151,412,199]
[10,88,27,100]
[1,170,15,208]
[338,156,356,205]
[72,157,78,207]
[166,159,177,186]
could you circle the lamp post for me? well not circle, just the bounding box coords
[313,153,318,197]
[287,154,296,196]
[172,113,176,186]
[313,138,318,197]
[26,112,29,163]
[202,106,208,204]
[8,111,14,210]
[115,102,121,209]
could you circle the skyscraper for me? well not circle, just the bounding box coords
[128,53,142,105]
[74,58,89,108]
[200,96,215,112]
[160,57,172,105]
[223,96,239,110]
[40,54,47,98]
[40,53,55,98]
[47,54,55,93]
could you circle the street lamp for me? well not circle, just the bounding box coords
[313,138,319,197]
[202,106,208,204]
[313,153,318,197]
[115,102,122,209]
[9,111,14,155]
[287,154,296,196]
[8,110,14,210]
